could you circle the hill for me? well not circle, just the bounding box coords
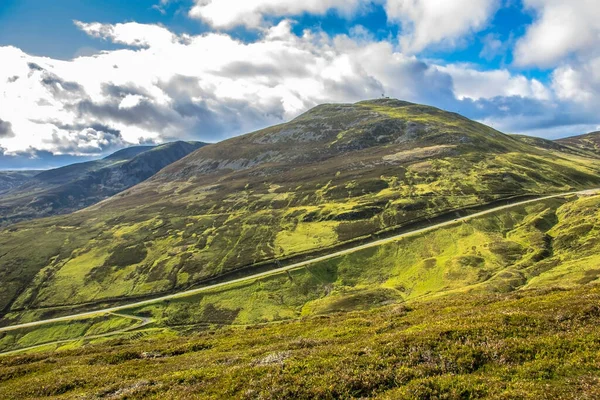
[0,141,205,225]
[1,99,600,321]
[556,131,600,156]
[510,134,595,157]
[0,170,40,194]
[2,191,600,397]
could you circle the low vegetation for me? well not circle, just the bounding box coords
[0,314,138,353]
[3,192,599,354]
[1,285,599,399]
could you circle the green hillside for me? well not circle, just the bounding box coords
[2,99,600,323]
[0,141,205,225]
[109,191,598,327]
[2,282,599,399]
[1,191,600,397]
[1,100,600,398]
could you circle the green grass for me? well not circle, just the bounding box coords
[104,193,597,329]
[1,285,599,399]
[1,180,600,397]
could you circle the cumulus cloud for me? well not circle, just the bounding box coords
[74,20,179,48]
[552,57,600,105]
[188,0,366,29]
[386,0,499,53]
[514,0,600,67]
[442,65,551,101]
[46,127,128,155]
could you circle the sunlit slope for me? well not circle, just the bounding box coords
[2,99,600,318]
[2,191,599,353]
[2,286,600,399]
[96,192,599,327]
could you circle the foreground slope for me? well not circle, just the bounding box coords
[0,141,205,225]
[2,99,600,319]
[1,285,599,399]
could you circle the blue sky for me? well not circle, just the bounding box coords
[0,0,533,70]
[1,0,599,168]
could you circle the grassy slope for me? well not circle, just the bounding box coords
[3,192,599,353]
[106,192,599,328]
[1,285,599,399]
[0,178,599,398]
[0,314,138,353]
[2,100,600,320]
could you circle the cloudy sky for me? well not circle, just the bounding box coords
[1,0,599,169]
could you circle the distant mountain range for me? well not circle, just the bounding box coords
[0,170,41,194]
[0,141,205,225]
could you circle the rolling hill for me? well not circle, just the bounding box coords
[0,141,205,225]
[2,99,600,399]
[556,130,600,156]
[1,99,600,323]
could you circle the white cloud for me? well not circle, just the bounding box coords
[0,19,595,159]
[385,0,499,53]
[479,33,509,61]
[188,0,366,29]
[514,0,600,67]
[74,20,179,48]
[552,57,600,104]
[442,64,551,101]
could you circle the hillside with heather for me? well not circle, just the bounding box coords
[1,99,600,324]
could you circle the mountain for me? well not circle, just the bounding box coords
[0,141,205,225]
[555,131,600,156]
[2,99,600,320]
[0,170,41,194]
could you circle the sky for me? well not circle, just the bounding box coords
[1,0,600,169]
